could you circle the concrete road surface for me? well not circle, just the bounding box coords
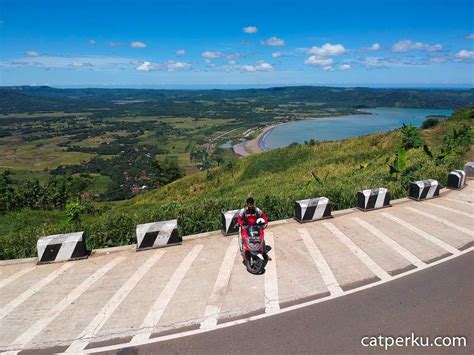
[0,183,472,353]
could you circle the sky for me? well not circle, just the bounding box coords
[0,0,473,88]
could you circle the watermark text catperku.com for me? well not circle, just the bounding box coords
[361,333,467,350]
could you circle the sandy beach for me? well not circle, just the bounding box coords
[233,124,280,156]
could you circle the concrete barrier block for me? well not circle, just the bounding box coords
[37,232,89,264]
[221,209,240,236]
[409,179,440,201]
[447,170,466,190]
[464,162,474,180]
[136,219,181,251]
[357,188,391,211]
[295,197,332,223]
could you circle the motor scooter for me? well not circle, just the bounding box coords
[239,218,268,274]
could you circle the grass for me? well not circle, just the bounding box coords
[0,136,92,171]
[73,173,112,194]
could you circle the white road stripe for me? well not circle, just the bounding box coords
[0,262,74,320]
[131,245,203,343]
[352,217,425,268]
[298,228,343,295]
[263,231,280,314]
[322,222,391,281]
[65,251,165,353]
[10,257,125,349]
[200,238,238,330]
[443,197,473,206]
[0,266,35,290]
[423,202,474,218]
[380,212,460,255]
[405,207,474,237]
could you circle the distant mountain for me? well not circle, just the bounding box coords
[1,85,473,114]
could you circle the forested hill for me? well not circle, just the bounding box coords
[1,86,473,115]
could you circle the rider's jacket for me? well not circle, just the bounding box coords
[237,207,268,227]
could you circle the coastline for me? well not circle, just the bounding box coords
[242,124,280,155]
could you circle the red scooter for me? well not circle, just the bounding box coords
[240,218,268,274]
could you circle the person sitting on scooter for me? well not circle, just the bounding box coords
[237,197,268,247]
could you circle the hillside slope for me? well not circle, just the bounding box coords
[116,107,473,232]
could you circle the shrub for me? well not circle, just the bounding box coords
[421,117,440,129]
[84,213,135,249]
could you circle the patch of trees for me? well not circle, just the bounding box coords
[0,171,90,212]
[52,145,183,200]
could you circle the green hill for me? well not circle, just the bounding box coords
[0,107,472,259]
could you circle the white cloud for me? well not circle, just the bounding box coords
[201,51,240,59]
[25,51,39,57]
[307,43,345,57]
[430,57,447,63]
[455,49,474,60]
[241,60,273,72]
[363,56,387,69]
[176,49,185,56]
[262,36,285,46]
[370,43,380,51]
[6,55,136,70]
[131,41,147,48]
[304,56,333,66]
[361,43,380,51]
[392,40,443,52]
[243,26,257,34]
[136,61,154,71]
[69,62,94,68]
[166,60,191,70]
[228,60,237,65]
[464,34,474,40]
[272,51,282,58]
[89,39,96,45]
[322,66,334,71]
[339,64,351,71]
[202,51,222,59]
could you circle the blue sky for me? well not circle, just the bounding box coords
[0,0,473,88]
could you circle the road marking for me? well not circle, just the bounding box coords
[423,202,474,218]
[322,222,390,281]
[352,217,425,268]
[10,257,125,349]
[131,245,203,343]
[82,250,474,354]
[0,266,35,290]
[298,228,343,295]
[443,197,473,206]
[65,251,165,353]
[199,238,238,330]
[405,207,474,237]
[0,262,74,320]
[263,231,280,314]
[380,212,460,255]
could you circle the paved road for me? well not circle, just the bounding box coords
[0,184,472,353]
[102,251,474,355]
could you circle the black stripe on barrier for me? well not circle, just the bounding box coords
[420,186,429,200]
[303,205,317,220]
[71,242,88,259]
[167,229,182,244]
[366,193,378,209]
[139,231,159,249]
[40,244,62,263]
